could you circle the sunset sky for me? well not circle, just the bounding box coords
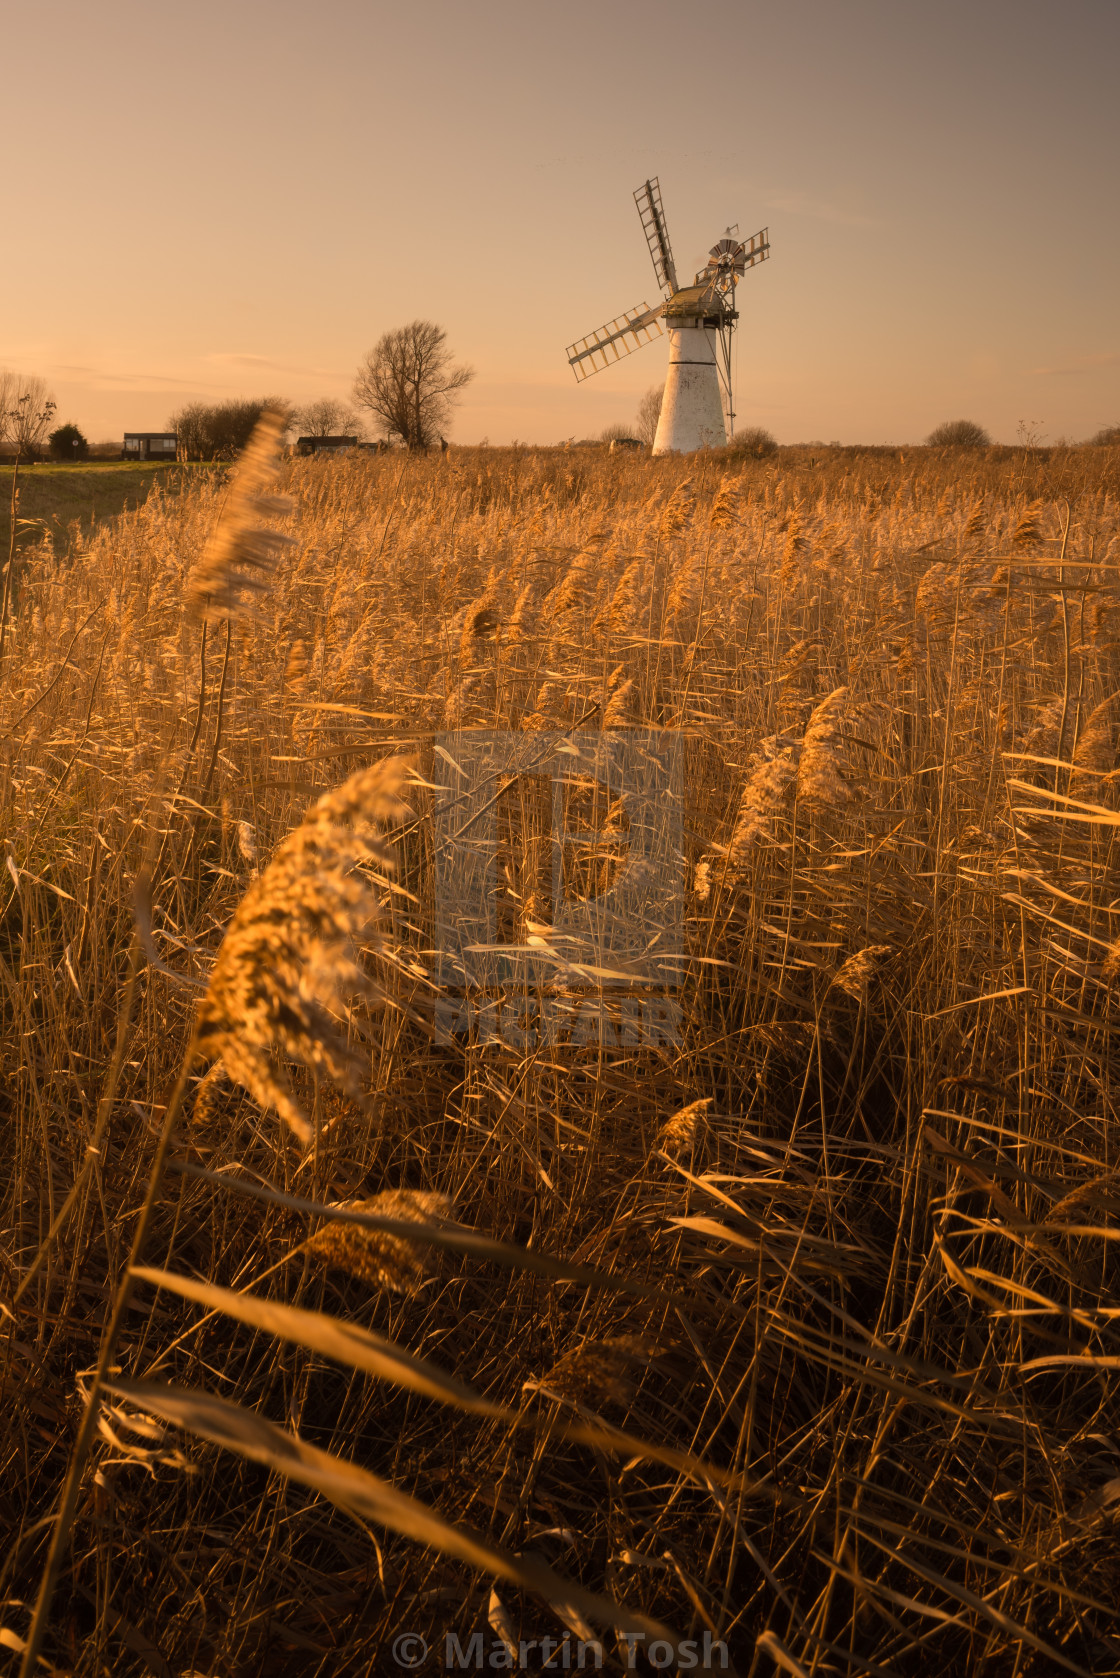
[4,0,1117,447]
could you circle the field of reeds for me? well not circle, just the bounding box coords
[3,434,1120,1676]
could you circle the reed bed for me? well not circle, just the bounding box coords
[2,438,1120,1674]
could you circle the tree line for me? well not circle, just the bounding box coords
[6,338,1120,461]
[170,321,475,459]
[0,322,474,463]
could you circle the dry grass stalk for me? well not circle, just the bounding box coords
[609,559,643,633]
[1024,696,1071,762]
[442,673,478,728]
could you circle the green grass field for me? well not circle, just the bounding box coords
[0,461,202,565]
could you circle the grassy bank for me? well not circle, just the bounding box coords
[0,461,206,569]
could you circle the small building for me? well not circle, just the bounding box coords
[122,433,178,461]
[296,435,359,457]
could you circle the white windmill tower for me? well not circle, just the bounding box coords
[565,177,770,454]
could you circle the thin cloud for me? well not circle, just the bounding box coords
[47,363,211,392]
[203,351,347,380]
[1031,351,1120,376]
[759,188,878,228]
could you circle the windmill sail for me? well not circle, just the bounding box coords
[563,173,772,448]
[566,304,665,382]
[634,178,678,297]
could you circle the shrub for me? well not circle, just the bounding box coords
[47,423,88,462]
[926,419,990,447]
[1090,424,1120,446]
[729,425,778,457]
[169,398,291,461]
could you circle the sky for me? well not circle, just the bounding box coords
[2,0,1118,447]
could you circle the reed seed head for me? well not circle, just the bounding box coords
[603,674,635,728]
[458,595,500,660]
[185,409,295,622]
[195,758,410,1144]
[1073,693,1119,774]
[830,945,893,1002]
[284,638,310,692]
[655,1097,712,1160]
[305,1189,455,1294]
[728,754,797,855]
[538,1335,662,1409]
[659,479,695,540]
[1011,500,1046,550]
[797,687,855,809]
[709,476,741,530]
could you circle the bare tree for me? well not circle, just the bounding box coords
[293,398,362,438]
[353,321,473,450]
[0,369,15,451]
[4,373,56,459]
[634,384,663,447]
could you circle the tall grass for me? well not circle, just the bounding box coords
[2,439,1120,1674]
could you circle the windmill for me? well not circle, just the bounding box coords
[566,177,770,454]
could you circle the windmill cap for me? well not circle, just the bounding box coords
[663,283,733,320]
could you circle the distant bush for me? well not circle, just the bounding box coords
[47,423,88,462]
[728,425,778,458]
[600,421,636,443]
[170,398,291,461]
[926,419,990,448]
[1090,424,1120,446]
